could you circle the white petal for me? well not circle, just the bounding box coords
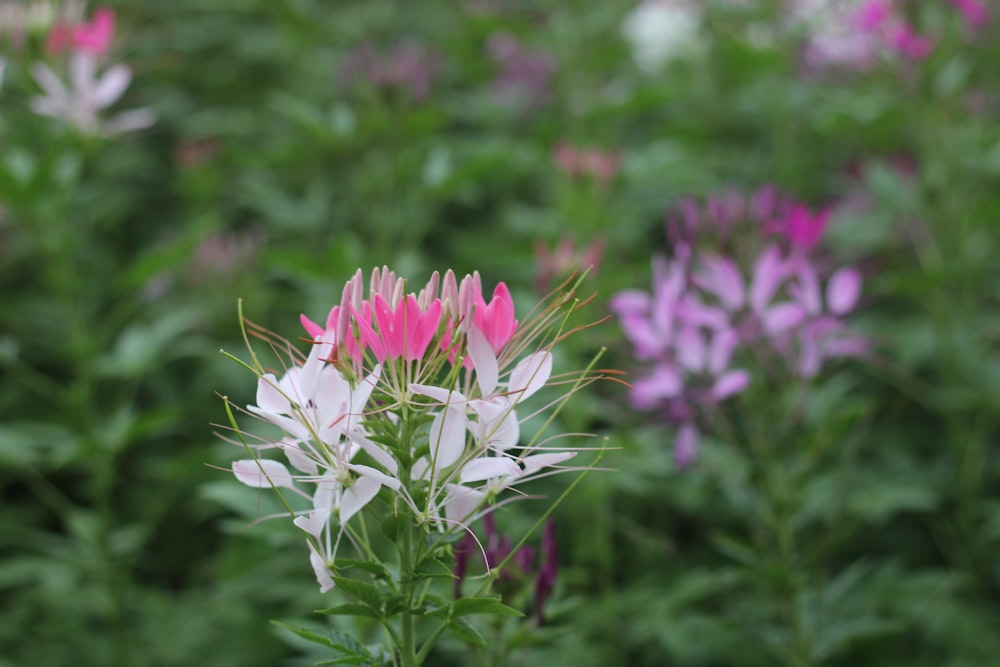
[468,326,498,396]
[232,459,295,488]
[104,108,156,134]
[281,439,319,475]
[31,63,68,99]
[339,475,382,523]
[443,484,486,522]
[410,383,468,405]
[255,373,290,413]
[508,351,552,401]
[93,64,132,108]
[349,463,401,490]
[429,406,467,470]
[308,541,336,593]
[293,509,329,538]
[477,410,519,451]
[351,430,399,474]
[521,451,576,472]
[460,457,520,483]
[70,52,96,94]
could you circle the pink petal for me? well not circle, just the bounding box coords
[676,326,706,372]
[826,267,861,316]
[749,245,786,313]
[762,303,805,334]
[711,369,750,400]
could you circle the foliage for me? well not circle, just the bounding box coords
[1,0,998,665]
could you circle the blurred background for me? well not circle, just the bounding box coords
[1,0,999,665]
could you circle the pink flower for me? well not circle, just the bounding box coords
[359,293,442,362]
[552,144,621,186]
[47,7,116,58]
[472,282,518,354]
[950,0,990,28]
[780,204,830,253]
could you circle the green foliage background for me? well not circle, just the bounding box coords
[1,1,998,665]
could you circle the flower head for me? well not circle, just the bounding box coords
[224,267,608,591]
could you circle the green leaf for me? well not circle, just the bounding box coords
[315,604,381,619]
[402,555,455,583]
[335,559,391,580]
[379,515,400,542]
[331,577,383,614]
[445,616,486,646]
[450,596,523,618]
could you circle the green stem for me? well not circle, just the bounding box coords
[399,516,417,667]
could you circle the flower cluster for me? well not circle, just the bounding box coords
[612,187,867,467]
[29,6,155,136]
[552,143,622,187]
[486,31,556,109]
[790,0,933,69]
[226,267,602,591]
[339,40,442,102]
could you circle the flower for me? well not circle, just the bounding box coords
[30,52,155,135]
[622,0,703,73]
[47,6,114,58]
[950,0,990,28]
[613,186,868,466]
[226,266,606,591]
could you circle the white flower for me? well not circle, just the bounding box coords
[622,0,703,73]
[30,51,155,136]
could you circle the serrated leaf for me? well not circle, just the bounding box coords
[273,623,376,664]
[450,596,523,618]
[383,594,408,618]
[332,577,383,614]
[445,616,486,646]
[403,556,455,583]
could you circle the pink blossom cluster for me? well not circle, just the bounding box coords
[793,0,934,69]
[612,188,867,467]
[339,40,442,102]
[552,144,622,186]
[46,6,115,57]
[230,267,594,592]
[486,31,556,108]
[30,6,154,136]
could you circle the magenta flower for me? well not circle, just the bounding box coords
[47,7,116,58]
[614,185,869,467]
[950,0,990,28]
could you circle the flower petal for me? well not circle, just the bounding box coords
[232,459,295,488]
[339,474,382,523]
[509,351,552,401]
[468,326,498,396]
[826,267,861,316]
[460,457,520,483]
[429,406,467,470]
